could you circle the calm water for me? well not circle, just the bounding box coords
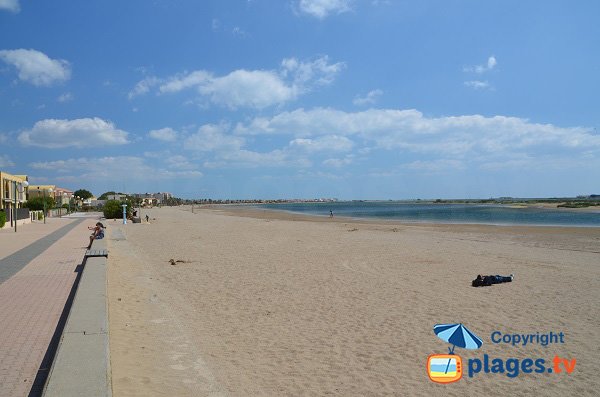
[256,202,600,227]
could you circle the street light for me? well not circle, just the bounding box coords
[13,180,28,232]
[43,188,53,224]
[65,192,71,214]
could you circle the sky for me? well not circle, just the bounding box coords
[1,0,599,199]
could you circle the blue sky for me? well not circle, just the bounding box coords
[1,0,599,199]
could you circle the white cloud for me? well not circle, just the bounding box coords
[198,70,295,109]
[19,117,129,148]
[0,0,19,13]
[184,123,245,152]
[323,157,352,168]
[235,107,600,162]
[0,154,14,167]
[148,127,178,142]
[401,159,465,172]
[128,76,160,99]
[297,0,353,18]
[57,92,74,102]
[164,155,198,170]
[289,135,353,152]
[0,49,71,86]
[281,56,345,87]
[131,56,344,109]
[183,123,312,168]
[464,55,497,74]
[29,156,202,181]
[464,80,490,90]
[159,71,211,94]
[353,89,383,106]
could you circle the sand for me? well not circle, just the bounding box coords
[107,206,600,396]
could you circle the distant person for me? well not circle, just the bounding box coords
[88,222,105,248]
[330,210,333,218]
[472,274,513,287]
[145,214,149,223]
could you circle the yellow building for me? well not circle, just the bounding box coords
[27,185,56,199]
[0,171,29,226]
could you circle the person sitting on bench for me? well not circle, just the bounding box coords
[88,222,105,248]
[472,274,513,287]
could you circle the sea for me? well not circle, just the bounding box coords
[256,201,600,227]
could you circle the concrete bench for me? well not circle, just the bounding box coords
[43,238,111,396]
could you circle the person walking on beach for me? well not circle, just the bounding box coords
[330,209,333,218]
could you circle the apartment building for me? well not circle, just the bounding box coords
[0,171,29,226]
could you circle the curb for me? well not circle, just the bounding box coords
[42,238,111,396]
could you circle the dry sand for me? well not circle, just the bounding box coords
[107,206,600,396]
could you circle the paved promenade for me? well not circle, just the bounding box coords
[0,215,99,397]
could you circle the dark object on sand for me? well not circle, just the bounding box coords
[169,259,192,266]
[472,274,513,287]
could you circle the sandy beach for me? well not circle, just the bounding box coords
[107,206,600,396]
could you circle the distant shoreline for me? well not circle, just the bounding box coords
[193,204,600,229]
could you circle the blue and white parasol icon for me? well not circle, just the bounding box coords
[433,323,483,354]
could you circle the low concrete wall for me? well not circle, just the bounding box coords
[43,238,111,396]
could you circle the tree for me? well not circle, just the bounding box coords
[103,199,133,219]
[99,191,119,200]
[73,189,93,199]
[24,196,55,211]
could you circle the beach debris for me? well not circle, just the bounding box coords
[347,228,359,232]
[392,228,399,232]
[168,259,193,265]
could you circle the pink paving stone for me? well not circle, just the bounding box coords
[0,219,92,397]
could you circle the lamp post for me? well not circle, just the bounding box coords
[13,180,29,232]
[43,188,53,224]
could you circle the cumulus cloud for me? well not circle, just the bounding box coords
[148,127,178,142]
[234,107,600,166]
[353,89,383,106]
[198,70,295,109]
[183,123,311,168]
[130,56,344,109]
[19,117,129,148]
[296,0,353,18]
[0,49,71,86]
[185,123,245,152]
[281,56,345,88]
[0,0,20,13]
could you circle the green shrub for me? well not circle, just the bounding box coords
[0,211,5,228]
[103,200,133,219]
[24,196,55,211]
